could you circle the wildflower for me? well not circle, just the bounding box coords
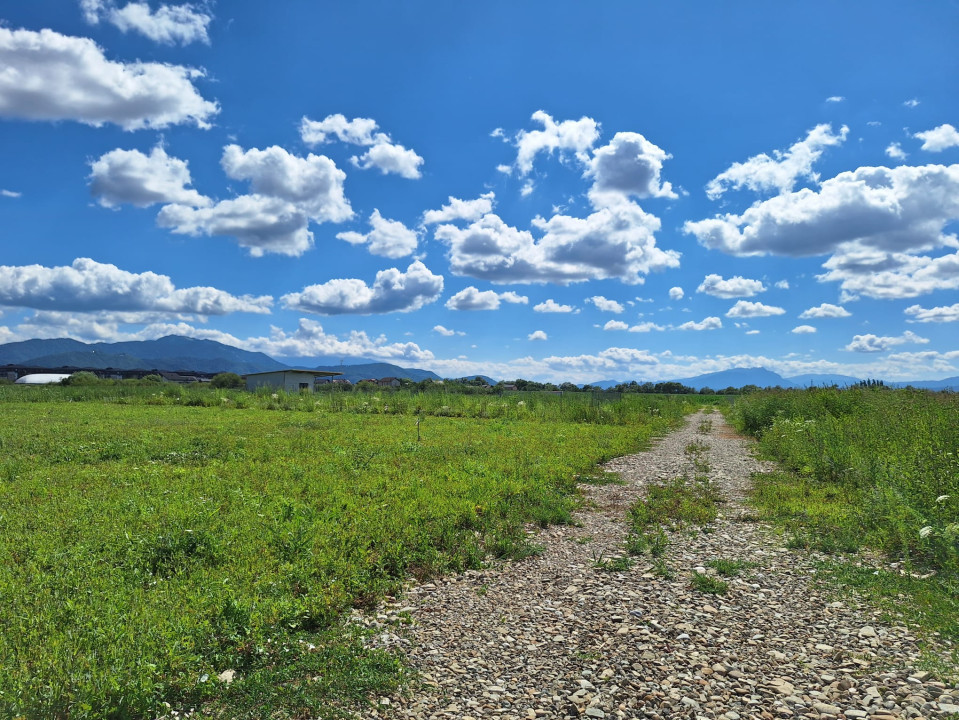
[935,495,950,503]
[919,526,934,539]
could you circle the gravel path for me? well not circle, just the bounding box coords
[355,410,958,720]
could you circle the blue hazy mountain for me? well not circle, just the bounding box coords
[670,367,796,391]
[786,373,864,387]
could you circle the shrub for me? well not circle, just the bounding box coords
[211,372,244,389]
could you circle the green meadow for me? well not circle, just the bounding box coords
[0,385,692,719]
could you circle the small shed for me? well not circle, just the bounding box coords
[243,369,342,393]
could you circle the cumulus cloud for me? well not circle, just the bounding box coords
[300,114,423,178]
[696,273,766,298]
[282,261,442,316]
[422,192,495,225]
[528,330,548,341]
[1,189,22,198]
[604,319,663,333]
[336,210,418,258]
[0,258,271,314]
[725,300,786,318]
[433,324,464,336]
[0,27,218,129]
[775,280,790,289]
[587,296,624,313]
[914,124,959,152]
[845,330,929,353]
[904,99,920,108]
[445,287,528,311]
[686,164,959,299]
[158,144,351,257]
[83,1,213,45]
[904,303,959,323]
[678,317,722,331]
[505,110,600,176]
[351,142,423,179]
[826,96,845,103]
[534,299,574,313]
[705,124,848,199]
[436,200,679,285]
[90,145,209,208]
[603,320,629,331]
[800,303,851,318]
[587,132,676,203]
[817,248,959,300]
[219,144,351,221]
[885,143,907,161]
[669,286,684,300]
[791,325,817,334]
[249,318,435,363]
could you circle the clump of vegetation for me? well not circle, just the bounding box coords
[690,571,729,594]
[211,372,245,389]
[705,558,755,577]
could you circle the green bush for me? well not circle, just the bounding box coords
[210,372,244,389]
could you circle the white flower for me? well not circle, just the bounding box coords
[935,495,950,503]
[919,526,934,539]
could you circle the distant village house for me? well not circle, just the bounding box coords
[243,369,342,393]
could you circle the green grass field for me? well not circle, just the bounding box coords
[0,387,692,719]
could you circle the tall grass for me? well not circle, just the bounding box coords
[730,388,959,574]
[0,390,690,718]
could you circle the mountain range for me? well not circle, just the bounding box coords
[2,337,958,390]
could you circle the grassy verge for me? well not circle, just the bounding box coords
[729,388,959,677]
[0,392,691,718]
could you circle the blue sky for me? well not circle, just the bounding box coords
[1,1,958,383]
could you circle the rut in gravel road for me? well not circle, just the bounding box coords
[356,410,959,720]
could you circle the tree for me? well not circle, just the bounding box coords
[211,372,244,389]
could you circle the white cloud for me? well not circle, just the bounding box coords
[1,189,22,198]
[351,141,423,179]
[678,316,722,331]
[508,110,601,176]
[445,287,529,311]
[422,192,495,225]
[89,145,209,208]
[904,99,920,108]
[745,330,761,335]
[668,286,684,300]
[158,144,352,257]
[159,195,313,257]
[0,27,217,129]
[520,180,535,197]
[587,132,676,203]
[0,258,271,314]
[687,164,959,266]
[845,330,929,353]
[775,280,790,289]
[300,114,423,178]
[433,324,464,336]
[249,318,435,363]
[826,96,845,103]
[219,144,351,221]
[282,261,443,315]
[800,303,851,318]
[705,124,848,199]
[84,1,213,45]
[885,143,907,161]
[629,321,664,332]
[587,296,624,314]
[604,319,664,332]
[818,248,959,300]
[914,124,959,152]
[791,325,817,334]
[436,200,678,285]
[336,210,418,258]
[528,330,548,341]
[696,273,766,298]
[904,303,959,323]
[726,300,786,318]
[533,299,574,313]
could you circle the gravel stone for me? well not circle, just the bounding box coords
[355,411,958,719]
